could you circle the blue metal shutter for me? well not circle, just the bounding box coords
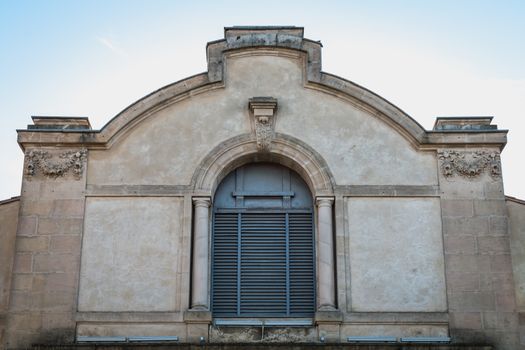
[240,213,287,315]
[212,211,314,317]
[288,213,315,315]
[211,213,238,316]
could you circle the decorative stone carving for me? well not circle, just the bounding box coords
[437,150,501,179]
[26,149,87,179]
[248,97,278,152]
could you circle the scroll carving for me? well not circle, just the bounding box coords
[26,149,87,179]
[249,97,278,152]
[437,150,501,179]
[254,115,273,151]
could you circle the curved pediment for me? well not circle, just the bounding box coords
[18,26,506,153]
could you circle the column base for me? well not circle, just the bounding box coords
[184,309,212,343]
[315,310,343,343]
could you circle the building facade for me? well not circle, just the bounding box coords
[0,27,524,349]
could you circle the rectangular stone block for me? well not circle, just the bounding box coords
[11,275,32,291]
[6,313,42,332]
[496,291,517,312]
[8,291,33,312]
[474,200,508,216]
[478,236,510,254]
[444,235,477,254]
[441,199,474,217]
[42,291,75,311]
[446,271,480,292]
[443,216,489,236]
[41,312,74,330]
[45,273,78,291]
[33,253,79,273]
[450,312,482,329]
[490,255,513,272]
[489,216,509,235]
[20,199,54,216]
[483,312,519,330]
[484,181,505,200]
[446,254,490,272]
[38,217,83,235]
[16,236,49,252]
[448,292,495,311]
[49,235,82,252]
[13,253,32,273]
[51,199,85,217]
[17,216,37,236]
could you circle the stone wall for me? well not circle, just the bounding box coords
[507,196,525,347]
[4,148,87,348]
[438,149,520,348]
[0,198,19,349]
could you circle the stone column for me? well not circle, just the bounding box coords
[316,197,336,310]
[191,197,211,310]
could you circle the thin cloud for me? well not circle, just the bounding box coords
[97,37,128,58]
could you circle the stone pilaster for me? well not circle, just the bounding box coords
[315,197,341,342]
[190,197,211,310]
[6,147,87,348]
[184,197,212,343]
[438,149,519,349]
[316,197,336,310]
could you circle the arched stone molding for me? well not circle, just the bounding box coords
[188,132,339,318]
[191,133,335,198]
[19,27,507,153]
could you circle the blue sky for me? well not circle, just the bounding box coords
[1,0,524,199]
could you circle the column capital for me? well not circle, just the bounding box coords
[316,196,334,207]
[192,196,211,207]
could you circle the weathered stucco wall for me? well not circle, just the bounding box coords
[345,197,446,312]
[507,198,525,347]
[79,197,184,312]
[88,53,437,187]
[0,198,19,348]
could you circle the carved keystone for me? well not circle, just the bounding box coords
[248,97,278,152]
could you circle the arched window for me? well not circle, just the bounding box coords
[211,163,315,317]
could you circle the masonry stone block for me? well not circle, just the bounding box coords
[489,216,509,235]
[474,200,508,216]
[490,254,513,272]
[446,271,480,292]
[448,292,495,312]
[16,236,49,252]
[450,312,482,329]
[33,253,78,273]
[445,235,477,254]
[443,216,489,236]
[12,253,32,273]
[16,216,37,236]
[496,291,517,312]
[38,217,83,235]
[441,200,474,217]
[478,236,510,254]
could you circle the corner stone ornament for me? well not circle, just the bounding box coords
[26,148,87,179]
[437,150,501,179]
[248,97,278,152]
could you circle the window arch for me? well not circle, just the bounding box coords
[211,162,315,317]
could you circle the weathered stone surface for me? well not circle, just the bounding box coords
[347,198,446,312]
[0,198,19,348]
[78,197,183,312]
[507,199,525,312]
[88,53,437,188]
